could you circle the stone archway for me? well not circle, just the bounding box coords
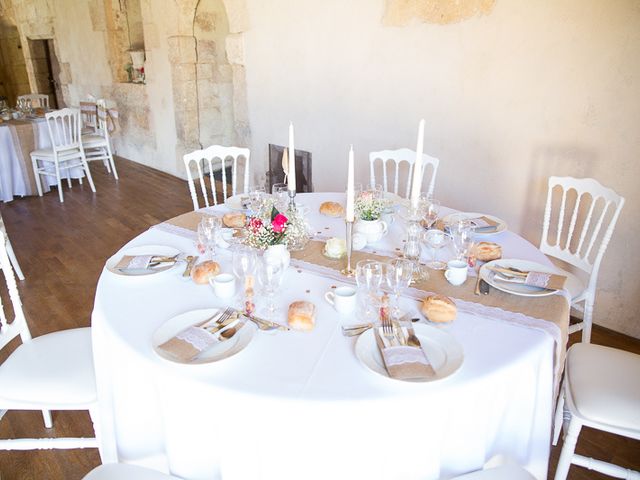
[168,0,250,173]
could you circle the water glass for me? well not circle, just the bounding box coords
[271,183,289,211]
[197,216,220,259]
[423,199,440,229]
[355,260,383,321]
[232,245,257,281]
[257,259,284,319]
[450,219,475,261]
[248,185,266,213]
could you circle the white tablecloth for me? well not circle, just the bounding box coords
[92,193,560,480]
[0,118,84,202]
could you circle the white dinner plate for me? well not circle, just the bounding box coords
[441,212,507,235]
[152,308,256,365]
[355,323,464,383]
[225,194,250,211]
[480,259,562,297]
[105,245,182,277]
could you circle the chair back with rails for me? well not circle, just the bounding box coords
[184,145,250,210]
[540,176,624,342]
[369,148,439,198]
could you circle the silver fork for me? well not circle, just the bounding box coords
[200,307,235,330]
[381,316,395,344]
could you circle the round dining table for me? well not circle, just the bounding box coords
[92,192,565,480]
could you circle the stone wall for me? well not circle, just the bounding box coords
[0,17,29,104]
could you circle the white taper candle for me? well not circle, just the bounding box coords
[288,122,296,192]
[346,145,355,222]
[410,119,425,209]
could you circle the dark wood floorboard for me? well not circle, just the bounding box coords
[0,158,638,479]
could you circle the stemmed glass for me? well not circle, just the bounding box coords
[422,199,440,229]
[271,183,289,211]
[355,260,383,321]
[232,245,257,309]
[248,185,266,213]
[197,216,220,259]
[423,229,450,270]
[450,219,476,262]
[385,259,414,319]
[256,259,284,319]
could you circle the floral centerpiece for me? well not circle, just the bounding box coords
[355,190,388,221]
[244,197,309,250]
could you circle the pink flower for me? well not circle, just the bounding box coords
[248,217,263,232]
[271,213,288,233]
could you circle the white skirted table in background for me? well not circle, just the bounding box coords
[92,193,567,480]
[0,117,84,202]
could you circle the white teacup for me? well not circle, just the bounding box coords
[444,260,468,286]
[324,286,357,314]
[210,273,236,298]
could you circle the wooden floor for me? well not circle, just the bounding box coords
[0,158,638,479]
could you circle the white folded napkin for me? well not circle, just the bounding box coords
[115,254,176,273]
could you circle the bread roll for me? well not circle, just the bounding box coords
[191,260,221,285]
[475,242,502,262]
[421,295,457,323]
[319,201,345,218]
[223,212,246,228]
[287,301,316,331]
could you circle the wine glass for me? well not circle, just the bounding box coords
[202,215,222,258]
[248,185,266,213]
[232,245,257,309]
[423,199,440,229]
[385,259,414,319]
[257,259,284,319]
[423,228,450,270]
[355,260,383,321]
[271,183,289,211]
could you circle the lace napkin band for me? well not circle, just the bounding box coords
[158,312,240,362]
[487,267,567,291]
[374,328,435,380]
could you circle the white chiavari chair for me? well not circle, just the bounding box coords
[552,343,640,480]
[540,177,625,343]
[369,148,439,198]
[17,93,49,109]
[183,145,250,210]
[30,107,96,203]
[0,228,100,457]
[82,99,118,179]
[83,463,182,479]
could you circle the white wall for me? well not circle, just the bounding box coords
[242,0,640,337]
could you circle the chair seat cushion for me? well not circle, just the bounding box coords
[31,148,82,160]
[451,464,536,479]
[82,134,107,147]
[566,343,640,432]
[83,463,181,480]
[0,327,96,407]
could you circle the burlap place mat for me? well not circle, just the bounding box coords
[165,211,205,231]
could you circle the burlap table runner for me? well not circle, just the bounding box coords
[166,211,207,231]
[7,120,43,196]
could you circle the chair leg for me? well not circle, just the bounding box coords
[106,143,118,180]
[80,155,97,193]
[42,410,53,428]
[66,169,72,188]
[582,297,594,343]
[554,416,582,480]
[89,406,105,463]
[6,239,25,281]
[31,156,43,197]
[54,161,64,203]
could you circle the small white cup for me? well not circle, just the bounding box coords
[445,259,468,286]
[210,273,236,298]
[324,286,357,314]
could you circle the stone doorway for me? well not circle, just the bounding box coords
[27,39,63,108]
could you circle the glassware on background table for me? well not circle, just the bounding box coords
[355,260,383,322]
[256,259,284,319]
[248,185,266,213]
[385,259,414,319]
[423,228,450,270]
